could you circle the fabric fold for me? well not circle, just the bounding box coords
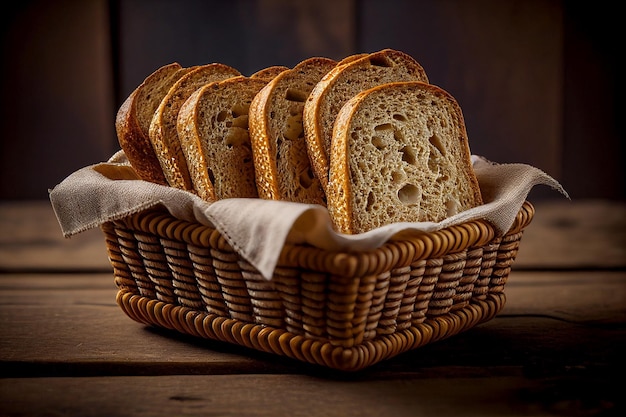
[49,151,568,280]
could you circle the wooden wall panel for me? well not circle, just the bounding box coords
[113,0,356,104]
[1,0,116,200]
[359,0,564,198]
[0,0,622,200]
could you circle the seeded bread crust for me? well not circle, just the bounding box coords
[327,81,483,234]
[115,63,193,184]
[149,63,241,191]
[177,76,269,201]
[303,49,429,194]
[249,57,337,205]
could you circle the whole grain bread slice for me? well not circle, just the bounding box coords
[303,49,429,194]
[149,63,241,190]
[177,76,269,201]
[115,63,194,184]
[327,81,483,234]
[249,57,337,205]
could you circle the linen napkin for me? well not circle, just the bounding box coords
[49,151,568,280]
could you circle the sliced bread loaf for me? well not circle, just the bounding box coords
[303,49,429,194]
[327,81,483,234]
[249,57,337,205]
[115,63,193,184]
[177,76,269,201]
[149,63,241,191]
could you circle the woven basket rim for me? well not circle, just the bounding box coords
[107,201,534,277]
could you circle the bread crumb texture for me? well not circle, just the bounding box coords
[328,82,482,234]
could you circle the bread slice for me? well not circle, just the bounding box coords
[115,63,193,184]
[177,76,269,201]
[327,81,483,234]
[249,57,337,205]
[149,63,241,190]
[303,49,429,194]
[250,65,289,81]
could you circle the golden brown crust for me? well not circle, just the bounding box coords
[115,63,189,185]
[303,49,429,195]
[250,65,290,81]
[249,57,337,205]
[149,63,241,191]
[249,80,280,200]
[176,87,217,201]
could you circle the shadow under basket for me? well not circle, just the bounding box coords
[101,201,534,371]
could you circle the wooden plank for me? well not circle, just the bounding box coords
[1,272,623,377]
[2,372,619,417]
[1,0,116,199]
[0,201,110,271]
[513,199,626,269]
[2,200,624,271]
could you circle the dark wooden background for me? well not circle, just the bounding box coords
[1,0,622,201]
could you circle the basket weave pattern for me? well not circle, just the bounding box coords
[102,201,534,371]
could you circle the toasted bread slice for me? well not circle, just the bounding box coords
[149,63,241,190]
[177,77,269,201]
[327,81,483,234]
[303,49,429,193]
[249,57,337,205]
[115,63,193,184]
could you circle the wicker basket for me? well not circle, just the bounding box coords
[100,200,534,371]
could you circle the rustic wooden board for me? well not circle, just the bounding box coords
[0,201,110,271]
[514,199,626,269]
[1,272,623,377]
[2,200,625,271]
[2,372,618,417]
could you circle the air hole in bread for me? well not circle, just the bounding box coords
[393,113,407,122]
[400,146,416,165]
[232,115,248,129]
[394,128,405,143]
[428,149,438,172]
[369,56,393,67]
[232,103,250,117]
[429,134,446,155]
[398,183,420,204]
[217,111,228,122]
[366,191,376,210]
[446,198,460,216]
[208,168,215,184]
[285,88,308,102]
[298,168,315,189]
[374,123,393,132]
[371,136,385,150]
[391,170,404,184]
[225,127,249,147]
[284,114,303,141]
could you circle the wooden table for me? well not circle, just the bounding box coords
[1,199,624,416]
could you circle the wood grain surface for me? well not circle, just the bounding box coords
[0,200,624,416]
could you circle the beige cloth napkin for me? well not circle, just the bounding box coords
[49,151,568,280]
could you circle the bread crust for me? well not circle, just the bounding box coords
[115,63,191,184]
[149,63,241,191]
[328,81,483,234]
[177,76,269,201]
[249,57,337,205]
[250,65,290,81]
[303,49,429,195]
